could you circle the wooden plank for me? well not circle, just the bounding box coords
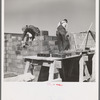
[23,55,81,61]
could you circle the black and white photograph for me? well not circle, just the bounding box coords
[3,0,97,82]
[2,0,99,100]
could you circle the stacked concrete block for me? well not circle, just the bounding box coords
[4,33,25,75]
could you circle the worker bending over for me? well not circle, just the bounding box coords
[21,25,40,47]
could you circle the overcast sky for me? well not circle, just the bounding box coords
[4,0,95,36]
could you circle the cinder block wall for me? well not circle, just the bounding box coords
[4,31,95,75]
[4,31,60,75]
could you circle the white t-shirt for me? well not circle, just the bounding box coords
[57,20,68,30]
[27,32,32,37]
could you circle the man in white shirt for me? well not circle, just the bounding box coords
[56,19,70,52]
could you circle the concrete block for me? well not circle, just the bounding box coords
[41,41,49,46]
[5,47,9,51]
[8,50,15,55]
[40,46,49,51]
[8,47,12,50]
[16,55,23,60]
[27,51,38,56]
[52,36,57,41]
[17,64,24,69]
[51,50,59,53]
[6,42,10,46]
[6,34,11,39]
[12,45,17,51]
[4,64,7,72]
[40,30,49,36]
[38,36,45,40]
[17,37,22,40]
[35,36,40,40]
[49,41,56,45]
[8,39,12,43]
[5,54,9,59]
[15,50,21,55]
[21,50,28,56]
[4,58,7,63]
[33,46,40,51]
[16,59,22,63]
[32,40,39,46]
[44,36,52,41]
[50,45,58,50]
[7,59,12,63]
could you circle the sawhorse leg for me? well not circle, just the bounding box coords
[90,54,95,81]
[24,61,30,74]
[48,61,55,82]
[79,57,84,82]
